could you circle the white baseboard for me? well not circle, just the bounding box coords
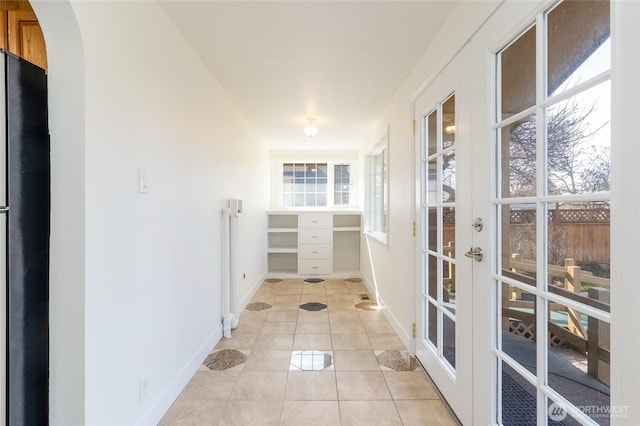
[135,326,223,426]
[360,276,412,351]
[238,273,266,313]
[135,274,265,425]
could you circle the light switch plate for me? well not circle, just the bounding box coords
[138,167,150,194]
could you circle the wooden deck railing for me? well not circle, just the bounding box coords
[503,256,610,384]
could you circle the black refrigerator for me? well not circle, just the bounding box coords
[2,50,50,425]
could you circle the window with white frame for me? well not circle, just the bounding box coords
[366,129,389,243]
[280,162,355,208]
[334,164,351,205]
[283,163,327,207]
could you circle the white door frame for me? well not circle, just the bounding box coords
[610,1,640,424]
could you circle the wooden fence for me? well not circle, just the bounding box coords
[443,207,610,263]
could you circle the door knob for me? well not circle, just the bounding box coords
[464,247,483,262]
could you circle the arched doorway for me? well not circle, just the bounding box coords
[12,1,86,424]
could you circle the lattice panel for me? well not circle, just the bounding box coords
[509,209,609,224]
[510,210,536,224]
[508,321,566,347]
[509,321,536,339]
[556,209,610,223]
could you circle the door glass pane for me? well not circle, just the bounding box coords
[443,314,456,368]
[501,362,537,425]
[501,282,537,368]
[442,151,456,202]
[546,80,611,196]
[442,95,455,149]
[428,302,438,347]
[428,255,437,299]
[443,261,455,313]
[428,207,437,252]
[500,26,536,120]
[502,203,537,279]
[547,301,610,425]
[442,207,455,259]
[500,114,537,198]
[547,0,610,97]
[427,110,438,156]
[427,160,437,203]
[546,202,610,291]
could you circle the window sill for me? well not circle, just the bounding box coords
[364,231,388,246]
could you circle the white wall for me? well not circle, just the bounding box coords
[35,1,269,424]
[360,1,501,348]
[31,1,86,424]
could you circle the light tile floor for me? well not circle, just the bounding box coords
[160,278,459,426]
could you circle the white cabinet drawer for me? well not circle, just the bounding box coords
[299,213,332,229]
[299,259,332,275]
[299,228,332,244]
[298,244,331,259]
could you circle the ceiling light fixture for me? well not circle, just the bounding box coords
[445,124,456,134]
[303,118,319,137]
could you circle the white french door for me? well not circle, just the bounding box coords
[488,1,613,425]
[414,45,477,425]
[415,1,618,425]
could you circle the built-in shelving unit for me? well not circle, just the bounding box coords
[332,212,361,274]
[266,211,361,277]
[267,213,298,275]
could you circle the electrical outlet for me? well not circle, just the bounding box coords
[139,377,149,404]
